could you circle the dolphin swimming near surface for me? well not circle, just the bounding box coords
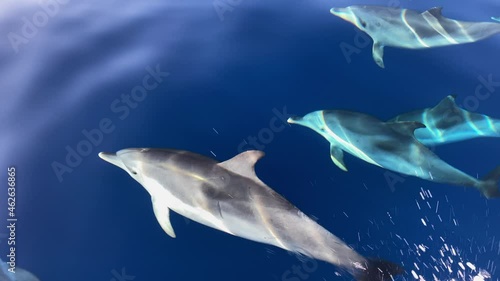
[493,17,500,22]
[389,95,500,146]
[0,258,40,281]
[288,110,500,198]
[330,6,500,68]
[99,148,404,281]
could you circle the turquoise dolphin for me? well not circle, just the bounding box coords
[390,95,500,146]
[288,110,500,198]
[331,6,500,68]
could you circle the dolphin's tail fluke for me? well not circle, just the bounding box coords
[478,166,500,199]
[355,258,405,281]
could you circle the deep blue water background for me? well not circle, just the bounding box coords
[1,0,500,280]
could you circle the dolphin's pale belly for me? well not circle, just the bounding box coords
[381,32,461,49]
[380,23,473,49]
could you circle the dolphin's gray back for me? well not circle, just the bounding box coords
[362,6,500,48]
[141,150,297,220]
[402,10,495,45]
[323,110,415,153]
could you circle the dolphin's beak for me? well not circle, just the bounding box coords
[287,116,304,125]
[330,7,356,25]
[98,152,124,169]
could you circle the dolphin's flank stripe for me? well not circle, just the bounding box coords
[486,116,497,133]
[421,11,458,44]
[320,112,382,167]
[463,111,483,135]
[254,195,288,250]
[451,19,474,42]
[401,10,430,47]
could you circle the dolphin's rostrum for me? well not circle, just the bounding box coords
[390,95,500,146]
[331,6,500,68]
[99,148,404,281]
[288,110,500,198]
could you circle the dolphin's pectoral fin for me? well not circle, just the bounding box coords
[330,145,348,172]
[426,7,443,17]
[372,42,385,68]
[386,121,426,137]
[152,197,176,238]
[219,150,265,182]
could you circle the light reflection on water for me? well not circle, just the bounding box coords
[0,1,225,165]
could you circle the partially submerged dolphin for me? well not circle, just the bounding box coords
[330,6,500,68]
[390,95,500,145]
[288,110,500,198]
[0,259,40,281]
[99,148,403,281]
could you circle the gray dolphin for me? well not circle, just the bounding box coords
[389,95,500,145]
[288,110,500,198]
[330,6,500,68]
[493,17,500,22]
[0,259,40,281]
[99,148,403,281]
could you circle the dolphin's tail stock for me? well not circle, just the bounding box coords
[354,258,405,281]
[477,166,500,199]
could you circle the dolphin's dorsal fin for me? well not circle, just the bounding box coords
[152,197,176,238]
[426,7,443,17]
[219,150,265,180]
[387,121,426,136]
[330,144,348,172]
[430,95,459,115]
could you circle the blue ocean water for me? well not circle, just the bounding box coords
[1,0,500,280]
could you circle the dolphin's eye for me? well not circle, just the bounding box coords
[360,19,367,28]
[131,170,138,175]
